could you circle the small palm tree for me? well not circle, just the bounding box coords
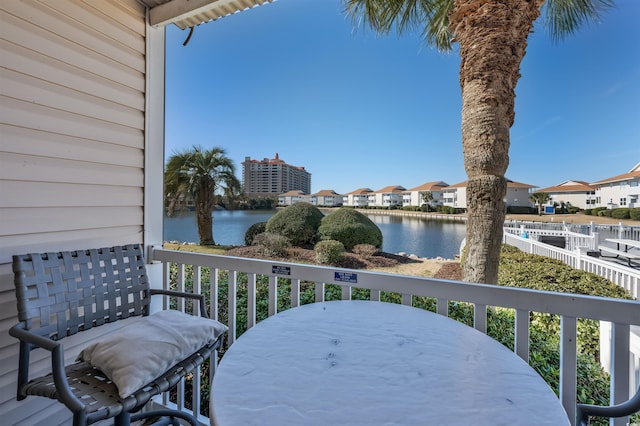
[345,0,615,284]
[530,192,551,216]
[421,191,434,210]
[165,146,240,245]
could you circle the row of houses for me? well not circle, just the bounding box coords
[278,162,640,210]
[278,180,536,209]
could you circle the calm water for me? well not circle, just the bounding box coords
[164,210,466,259]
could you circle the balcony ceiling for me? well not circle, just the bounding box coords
[141,0,273,29]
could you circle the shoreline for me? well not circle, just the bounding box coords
[343,208,637,226]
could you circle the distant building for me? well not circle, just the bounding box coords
[368,185,406,208]
[343,188,374,207]
[277,190,309,206]
[535,180,596,209]
[311,189,343,207]
[242,153,311,198]
[592,162,640,209]
[443,179,536,209]
[403,181,449,207]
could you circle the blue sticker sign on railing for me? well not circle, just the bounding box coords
[272,265,291,276]
[335,272,357,284]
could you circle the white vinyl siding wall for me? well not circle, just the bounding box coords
[0,1,148,424]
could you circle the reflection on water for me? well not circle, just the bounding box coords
[164,210,466,259]
[366,215,465,259]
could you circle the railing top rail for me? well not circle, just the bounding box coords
[151,247,640,325]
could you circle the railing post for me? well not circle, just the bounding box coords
[560,315,577,426]
[611,323,631,426]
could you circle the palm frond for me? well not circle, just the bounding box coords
[343,0,455,52]
[545,0,615,41]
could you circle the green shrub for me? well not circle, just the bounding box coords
[584,209,593,216]
[265,202,324,246]
[244,221,267,245]
[611,208,630,219]
[314,240,345,264]
[318,208,383,250]
[567,206,580,214]
[506,206,537,214]
[598,209,613,217]
[631,208,640,221]
[499,246,632,359]
[591,207,607,216]
[251,232,291,257]
[352,243,378,258]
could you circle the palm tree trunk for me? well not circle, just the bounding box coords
[196,180,216,245]
[452,0,541,284]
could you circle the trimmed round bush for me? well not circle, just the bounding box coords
[265,202,324,246]
[314,240,345,264]
[611,208,630,219]
[244,221,267,245]
[252,232,290,257]
[318,208,383,250]
[630,208,640,221]
[352,243,378,258]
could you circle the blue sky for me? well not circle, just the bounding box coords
[165,0,640,194]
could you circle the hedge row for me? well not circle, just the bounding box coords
[585,207,640,220]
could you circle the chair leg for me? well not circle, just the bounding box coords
[114,411,131,426]
[131,409,197,426]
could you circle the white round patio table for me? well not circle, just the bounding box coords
[211,300,569,426]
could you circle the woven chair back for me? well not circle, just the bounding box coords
[12,244,150,341]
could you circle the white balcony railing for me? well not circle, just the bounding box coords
[150,247,640,426]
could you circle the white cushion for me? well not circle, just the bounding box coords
[77,309,227,398]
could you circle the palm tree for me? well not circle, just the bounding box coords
[530,192,551,215]
[421,191,434,211]
[344,0,614,284]
[165,146,240,246]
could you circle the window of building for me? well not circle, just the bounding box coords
[620,197,627,206]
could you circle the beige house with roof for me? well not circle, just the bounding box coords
[443,180,536,210]
[535,180,597,209]
[368,185,406,208]
[310,189,343,207]
[343,188,374,207]
[403,181,449,207]
[277,190,309,206]
[592,162,640,209]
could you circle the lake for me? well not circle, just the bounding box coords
[164,210,466,259]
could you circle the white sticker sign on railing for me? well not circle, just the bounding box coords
[335,272,357,284]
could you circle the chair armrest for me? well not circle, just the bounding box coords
[150,289,208,318]
[577,387,640,425]
[9,324,84,412]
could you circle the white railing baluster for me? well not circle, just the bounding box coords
[177,263,185,312]
[514,309,530,362]
[560,316,577,426]
[210,268,219,320]
[370,289,381,301]
[611,323,631,426]
[247,273,257,329]
[402,293,412,306]
[268,275,277,316]
[315,281,325,302]
[192,265,202,415]
[474,304,487,333]
[341,285,351,300]
[228,271,237,344]
[291,278,300,308]
[436,298,447,316]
